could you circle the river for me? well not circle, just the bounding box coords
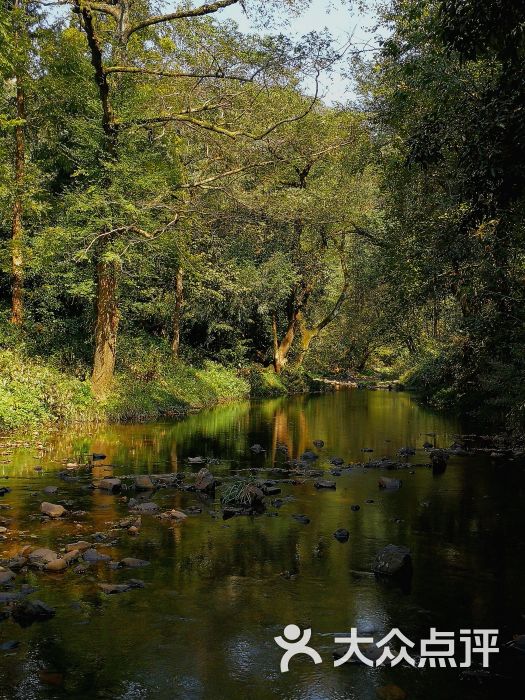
[0,389,523,699]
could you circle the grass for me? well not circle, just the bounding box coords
[0,348,249,432]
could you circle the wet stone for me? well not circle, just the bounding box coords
[314,480,336,490]
[292,514,310,525]
[373,544,412,577]
[119,557,150,568]
[11,599,55,627]
[334,528,350,543]
[96,478,122,493]
[83,548,111,563]
[40,502,66,519]
[135,475,154,491]
[130,501,159,514]
[378,477,402,490]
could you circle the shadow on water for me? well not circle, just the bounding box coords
[1,389,524,699]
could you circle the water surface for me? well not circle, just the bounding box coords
[1,390,524,699]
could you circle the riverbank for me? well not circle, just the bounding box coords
[0,349,324,433]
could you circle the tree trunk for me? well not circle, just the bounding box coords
[11,80,25,325]
[92,258,119,398]
[81,6,120,397]
[294,317,317,368]
[272,313,297,374]
[171,267,183,359]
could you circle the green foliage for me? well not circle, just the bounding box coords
[0,349,98,431]
[247,365,288,397]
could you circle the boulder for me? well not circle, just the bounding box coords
[373,544,412,576]
[195,468,216,493]
[301,450,318,461]
[0,567,15,585]
[43,486,58,495]
[44,558,67,572]
[40,502,66,518]
[330,457,344,466]
[135,475,154,491]
[96,478,121,493]
[28,548,58,566]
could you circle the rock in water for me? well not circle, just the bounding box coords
[65,541,91,553]
[373,544,412,576]
[96,478,121,493]
[40,502,66,518]
[313,440,324,448]
[45,559,67,572]
[301,450,318,461]
[398,447,416,457]
[135,475,154,491]
[28,548,58,566]
[130,501,159,514]
[98,583,131,595]
[0,567,15,585]
[350,504,361,512]
[195,468,216,493]
[292,514,310,525]
[11,600,55,627]
[83,548,110,563]
[333,528,350,543]
[250,444,265,454]
[314,480,336,490]
[43,486,58,495]
[119,557,150,568]
[378,477,402,490]
[330,457,344,466]
[429,449,449,468]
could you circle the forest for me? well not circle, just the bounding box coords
[1,0,524,434]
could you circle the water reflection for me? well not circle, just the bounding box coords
[0,390,523,699]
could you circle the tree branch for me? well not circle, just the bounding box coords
[126,0,240,40]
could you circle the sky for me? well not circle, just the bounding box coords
[220,1,381,104]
